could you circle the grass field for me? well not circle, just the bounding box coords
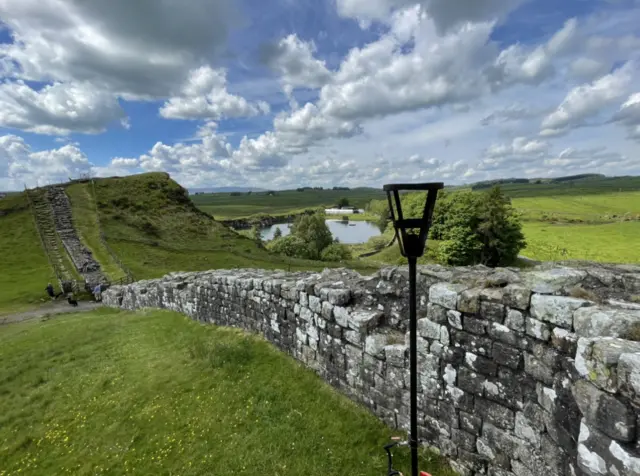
[0,194,55,314]
[0,308,453,476]
[191,188,385,219]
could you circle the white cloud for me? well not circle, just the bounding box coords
[111,157,139,168]
[612,92,640,141]
[0,0,239,99]
[540,63,634,136]
[0,134,93,189]
[0,80,126,135]
[159,66,269,120]
[261,34,332,95]
[336,0,524,33]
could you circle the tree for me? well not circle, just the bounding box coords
[250,225,262,243]
[268,235,311,258]
[435,187,525,267]
[290,212,333,259]
[273,226,283,239]
[321,243,352,261]
[337,197,350,208]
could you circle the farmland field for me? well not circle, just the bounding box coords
[191,188,386,219]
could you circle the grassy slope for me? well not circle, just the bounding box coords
[65,183,127,281]
[0,308,454,476]
[93,173,376,279]
[0,194,55,314]
[523,221,640,263]
[192,188,385,219]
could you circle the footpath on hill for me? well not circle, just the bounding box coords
[0,301,102,325]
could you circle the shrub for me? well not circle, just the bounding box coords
[273,227,283,239]
[267,235,312,258]
[367,235,389,252]
[321,243,352,262]
[337,197,350,208]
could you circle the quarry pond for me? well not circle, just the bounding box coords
[260,219,382,243]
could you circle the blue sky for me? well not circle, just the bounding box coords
[0,0,639,190]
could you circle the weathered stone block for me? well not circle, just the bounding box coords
[385,344,407,368]
[465,352,498,376]
[321,301,333,320]
[481,301,505,323]
[347,310,382,332]
[492,341,522,370]
[503,284,532,311]
[451,428,477,452]
[530,294,590,329]
[332,306,349,327]
[459,410,482,435]
[463,315,488,335]
[452,329,493,357]
[475,398,515,430]
[489,322,527,349]
[427,302,448,323]
[505,308,525,332]
[551,328,578,355]
[577,420,640,476]
[574,306,640,338]
[618,352,640,403]
[308,295,322,313]
[526,317,551,341]
[447,309,463,330]
[417,318,441,340]
[524,267,587,294]
[576,337,640,393]
[458,367,485,396]
[430,282,466,310]
[479,422,524,468]
[531,342,562,372]
[458,288,481,313]
[418,354,440,380]
[326,288,351,306]
[515,411,541,447]
[365,334,388,358]
[524,353,554,385]
[572,380,636,442]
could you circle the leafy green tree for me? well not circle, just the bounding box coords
[290,212,333,259]
[436,187,525,267]
[273,227,283,239]
[337,197,350,208]
[321,243,353,261]
[250,225,262,243]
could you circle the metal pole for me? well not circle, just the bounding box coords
[409,256,418,476]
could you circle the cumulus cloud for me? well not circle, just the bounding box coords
[260,34,332,95]
[336,0,525,33]
[0,80,126,135]
[0,0,239,99]
[540,63,634,136]
[159,66,269,120]
[0,134,93,189]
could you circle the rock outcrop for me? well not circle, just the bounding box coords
[103,263,640,476]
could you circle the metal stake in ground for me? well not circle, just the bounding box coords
[382,182,443,476]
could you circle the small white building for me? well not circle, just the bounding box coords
[325,207,364,215]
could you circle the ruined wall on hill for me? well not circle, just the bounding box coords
[103,263,640,476]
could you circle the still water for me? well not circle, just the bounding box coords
[260,220,381,244]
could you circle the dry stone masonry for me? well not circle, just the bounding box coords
[103,263,640,476]
[46,187,106,288]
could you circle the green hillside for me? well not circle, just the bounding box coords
[0,194,55,314]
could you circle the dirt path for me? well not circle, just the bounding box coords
[0,301,103,326]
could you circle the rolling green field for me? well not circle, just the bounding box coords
[0,308,454,476]
[191,188,385,219]
[0,194,55,314]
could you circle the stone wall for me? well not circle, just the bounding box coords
[103,263,640,476]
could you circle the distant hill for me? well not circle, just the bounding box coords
[189,187,266,194]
